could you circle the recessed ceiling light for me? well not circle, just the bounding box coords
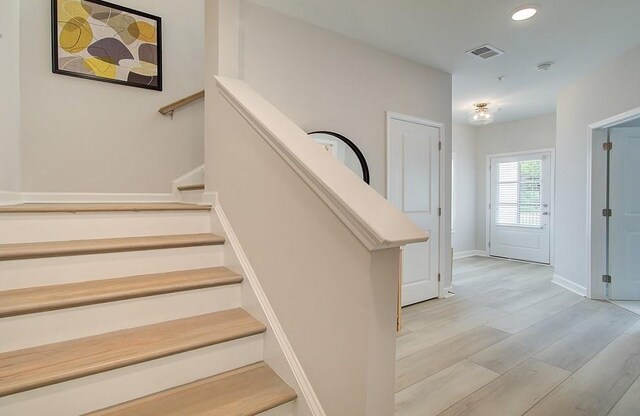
[511,6,538,21]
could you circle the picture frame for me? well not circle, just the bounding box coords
[51,0,163,91]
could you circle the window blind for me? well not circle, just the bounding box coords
[496,160,542,227]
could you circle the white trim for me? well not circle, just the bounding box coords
[215,77,427,251]
[453,250,487,259]
[3,192,180,204]
[586,128,608,300]
[214,201,326,416]
[172,164,205,194]
[588,105,640,130]
[386,111,447,298]
[451,152,457,234]
[587,106,640,300]
[0,191,21,206]
[485,148,556,266]
[201,191,218,206]
[552,274,587,297]
[484,148,557,158]
[485,156,491,255]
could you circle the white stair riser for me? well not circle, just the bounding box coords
[0,335,264,416]
[179,189,205,203]
[0,245,224,290]
[0,285,240,352]
[0,211,210,243]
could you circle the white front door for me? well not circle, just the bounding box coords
[609,128,640,300]
[489,151,552,264]
[388,115,440,306]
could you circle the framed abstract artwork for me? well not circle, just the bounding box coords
[51,0,162,91]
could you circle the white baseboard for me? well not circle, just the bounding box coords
[0,191,21,206]
[10,192,179,204]
[453,250,487,259]
[214,201,325,415]
[552,274,587,297]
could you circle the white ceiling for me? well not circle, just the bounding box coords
[250,0,640,124]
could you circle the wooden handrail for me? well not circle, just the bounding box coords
[158,90,204,116]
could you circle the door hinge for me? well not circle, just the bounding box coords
[438,207,442,216]
[603,142,613,151]
[438,273,441,282]
[602,274,612,284]
[488,241,491,248]
[438,141,442,151]
[602,208,612,217]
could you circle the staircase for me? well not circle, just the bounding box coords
[177,184,206,203]
[173,164,206,204]
[0,203,297,415]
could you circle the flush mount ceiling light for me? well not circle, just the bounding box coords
[511,5,538,21]
[469,103,494,125]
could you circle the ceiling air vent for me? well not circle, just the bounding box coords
[466,44,505,60]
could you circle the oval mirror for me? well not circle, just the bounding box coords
[308,131,370,184]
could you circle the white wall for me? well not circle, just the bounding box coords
[19,0,205,193]
[0,0,21,192]
[474,113,556,250]
[237,1,454,287]
[452,123,476,254]
[555,44,640,293]
[238,2,452,197]
[209,83,402,415]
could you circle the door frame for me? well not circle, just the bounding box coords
[386,112,446,298]
[485,148,556,265]
[587,105,640,299]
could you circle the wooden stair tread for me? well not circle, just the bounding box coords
[177,184,205,191]
[0,309,266,397]
[0,267,242,318]
[0,203,211,213]
[88,362,297,416]
[0,233,225,261]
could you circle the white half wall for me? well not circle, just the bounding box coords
[452,123,476,254]
[555,44,640,293]
[475,113,557,250]
[0,0,22,192]
[19,0,205,193]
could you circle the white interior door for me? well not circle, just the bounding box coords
[388,116,440,306]
[489,152,551,264]
[609,128,640,300]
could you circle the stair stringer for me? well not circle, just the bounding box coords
[210,198,322,416]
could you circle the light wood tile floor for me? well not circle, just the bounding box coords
[396,256,640,416]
